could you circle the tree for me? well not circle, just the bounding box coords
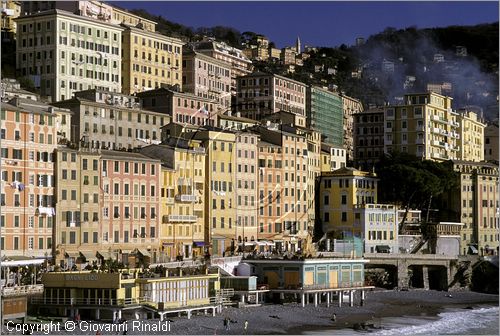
[376,153,458,233]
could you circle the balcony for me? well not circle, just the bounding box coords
[431,127,441,134]
[168,215,197,223]
[416,125,425,132]
[175,194,198,202]
[450,121,460,127]
[384,139,393,145]
[384,127,392,132]
[416,138,425,145]
[165,197,175,205]
[177,178,191,186]
[431,152,447,160]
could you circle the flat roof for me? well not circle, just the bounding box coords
[244,258,369,264]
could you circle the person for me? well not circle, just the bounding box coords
[244,320,248,334]
[332,313,337,322]
[223,317,228,331]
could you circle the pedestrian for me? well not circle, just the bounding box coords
[332,313,337,322]
[244,320,248,334]
[223,317,228,331]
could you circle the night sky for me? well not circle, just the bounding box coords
[110,1,499,48]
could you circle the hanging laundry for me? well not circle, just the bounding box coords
[18,183,25,191]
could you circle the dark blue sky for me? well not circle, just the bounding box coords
[111,1,499,48]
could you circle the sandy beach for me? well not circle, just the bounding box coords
[22,289,498,335]
[161,289,498,335]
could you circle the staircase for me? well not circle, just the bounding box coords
[410,237,427,254]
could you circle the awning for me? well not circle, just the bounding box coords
[193,242,205,247]
[162,242,174,246]
[96,251,112,259]
[136,249,151,258]
[79,251,97,261]
[375,245,391,253]
[468,245,479,254]
[65,251,79,258]
[120,249,132,254]
[254,241,267,246]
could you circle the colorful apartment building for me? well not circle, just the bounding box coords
[484,123,499,163]
[217,113,258,131]
[318,167,378,237]
[138,87,218,127]
[54,147,101,268]
[456,109,485,162]
[353,108,385,170]
[341,94,363,162]
[182,49,232,110]
[306,86,344,148]
[354,204,398,253]
[254,125,310,251]
[121,24,183,95]
[100,150,161,265]
[0,99,64,258]
[236,72,307,127]
[306,129,322,238]
[52,89,168,150]
[140,140,206,261]
[21,1,157,32]
[191,38,252,93]
[320,143,346,172]
[235,130,260,243]
[440,161,499,256]
[384,92,460,162]
[187,129,237,257]
[15,9,123,102]
[1,0,21,41]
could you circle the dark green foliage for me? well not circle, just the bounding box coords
[375,153,459,225]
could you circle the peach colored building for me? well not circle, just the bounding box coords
[236,72,306,127]
[182,49,232,110]
[235,130,259,244]
[100,150,161,265]
[0,100,60,258]
[255,125,310,252]
[138,87,218,127]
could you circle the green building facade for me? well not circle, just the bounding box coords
[306,86,344,147]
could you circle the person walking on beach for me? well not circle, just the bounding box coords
[244,320,248,334]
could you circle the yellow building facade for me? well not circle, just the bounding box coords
[318,167,378,237]
[193,130,236,257]
[385,92,460,162]
[456,109,485,162]
[121,25,183,95]
[140,142,206,261]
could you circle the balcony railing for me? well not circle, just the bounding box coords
[175,194,198,202]
[30,296,147,307]
[168,215,197,223]
[2,285,44,297]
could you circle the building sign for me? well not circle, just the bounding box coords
[65,274,99,281]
